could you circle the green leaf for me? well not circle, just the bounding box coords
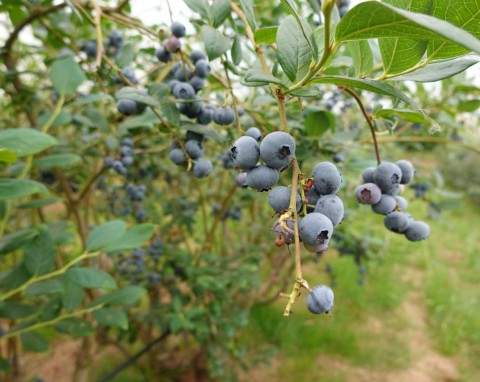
[62,279,84,311]
[119,109,159,130]
[280,0,317,57]
[373,108,428,123]
[116,43,135,68]
[93,308,129,330]
[254,27,278,44]
[18,198,62,209]
[0,228,38,255]
[239,0,256,32]
[241,69,287,87]
[49,56,86,96]
[231,35,243,66]
[0,263,32,289]
[427,0,480,60]
[35,154,81,169]
[67,93,113,107]
[348,40,374,77]
[308,75,419,110]
[201,26,231,61]
[0,128,57,157]
[276,15,314,82]
[457,99,480,112]
[0,302,36,319]
[116,87,159,107]
[92,286,146,307]
[24,227,55,275]
[177,123,224,143]
[0,357,11,372]
[304,109,336,136]
[335,1,480,56]
[162,103,180,126]
[67,267,117,290]
[378,0,430,76]
[38,110,72,128]
[184,0,211,20]
[387,56,480,82]
[86,220,127,252]
[55,318,94,338]
[211,0,231,28]
[104,224,156,252]
[20,332,49,352]
[0,148,17,164]
[26,279,64,296]
[0,179,49,200]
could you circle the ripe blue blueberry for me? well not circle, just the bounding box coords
[306,285,334,314]
[173,83,196,99]
[197,106,214,125]
[303,242,329,255]
[245,127,262,142]
[384,211,410,233]
[405,221,430,241]
[231,136,260,170]
[371,194,397,215]
[185,130,204,143]
[169,148,187,165]
[174,66,192,82]
[395,196,408,211]
[121,156,134,166]
[213,107,236,125]
[312,162,342,195]
[115,67,138,85]
[299,212,334,246]
[235,172,248,188]
[190,50,207,63]
[117,99,138,116]
[373,162,402,194]
[81,40,97,58]
[185,139,203,159]
[120,137,133,147]
[246,165,279,191]
[179,99,203,118]
[193,158,212,178]
[355,183,382,205]
[195,59,211,78]
[305,187,321,210]
[362,167,375,183]
[396,160,415,184]
[104,157,115,168]
[171,21,186,38]
[260,132,296,170]
[169,79,180,93]
[314,194,344,227]
[156,46,171,62]
[189,76,205,92]
[268,186,302,213]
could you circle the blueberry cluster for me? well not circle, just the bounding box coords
[355,160,430,241]
[114,67,138,85]
[116,91,147,116]
[155,21,186,63]
[104,137,136,176]
[81,30,123,59]
[168,131,213,178]
[115,239,162,286]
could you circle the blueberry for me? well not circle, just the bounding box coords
[220,148,235,169]
[371,194,397,215]
[303,242,329,255]
[107,30,123,48]
[117,99,138,115]
[179,99,203,118]
[312,162,342,195]
[169,79,180,93]
[189,76,205,92]
[169,148,187,165]
[113,160,127,175]
[171,21,186,38]
[197,106,214,125]
[192,158,212,178]
[362,167,375,183]
[104,157,115,168]
[148,271,162,285]
[213,107,236,125]
[120,137,134,147]
[120,146,134,157]
[305,187,321,209]
[384,211,410,233]
[231,136,260,170]
[306,285,334,314]
[122,156,134,166]
[260,132,296,170]
[396,160,415,184]
[268,186,302,213]
[395,196,408,211]
[156,46,172,62]
[314,194,344,227]
[235,172,248,187]
[244,127,262,142]
[246,165,279,191]
[164,36,181,53]
[405,221,430,241]
[185,130,204,143]
[272,218,295,244]
[237,106,245,116]
[115,67,138,85]
[173,83,196,99]
[299,212,334,246]
[195,59,211,78]
[333,152,345,163]
[373,162,402,194]
[81,40,97,58]
[355,183,382,205]
[185,139,203,159]
[190,50,207,63]
[174,66,192,82]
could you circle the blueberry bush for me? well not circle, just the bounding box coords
[0,0,479,380]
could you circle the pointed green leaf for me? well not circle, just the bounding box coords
[116,87,159,107]
[35,154,81,169]
[67,267,117,290]
[373,108,428,123]
[86,220,127,252]
[92,286,146,307]
[0,179,49,200]
[184,0,211,20]
[201,26,231,61]
[239,0,256,32]
[93,308,129,330]
[24,227,55,275]
[348,40,374,77]
[231,35,243,65]
[104,223,156,252]
[0,228,38,255]
[0,148,17,164]
[49,56,86,96]
[55,318,94,338]
[20,332,49,352]
[0,128,57,157]
[254,27,278,44]
[242,69,288,87]
[211,0,231,28]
